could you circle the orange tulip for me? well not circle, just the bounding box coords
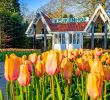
[22,55,27,63]
[18,64,30,86]
[61,58,73,83]
[87,73,102,99]
[101,53,108,63]
[61,57,68,71]
[35,59,45,77]
[91,59,104,76]
[4,54,21,81]
[106,56,110,65]
[45,51,58,75]
[25,60,32,73]
[75,68,81,77]
[28,53,37,64]
[103,66,110,81]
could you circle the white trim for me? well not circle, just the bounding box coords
[40,12,51,33]
[50,31,86,34]
[84,4,110,31]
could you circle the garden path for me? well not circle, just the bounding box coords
[0,62,6,99]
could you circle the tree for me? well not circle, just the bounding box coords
[63,14,68,18]
[0,0,29,48]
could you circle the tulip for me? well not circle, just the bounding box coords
[63,50,68,57]
[25,60,32,73]
[101,53,108,63]
[87,73,103,99]
[76,58,90,71]
[61,58,73,83]
[45,51,58,75]
[91,59,104,76]
[94,48,102,57]
[35,59,45,77]
[106,56,110,65]
[28,53,37,64]
[22,55,27,63]
[18,64,30,86]
[88,59,94,69]
[103,66,110,81]
[4,54,21,81]
[75,68,81,77]
[61,57,68,71]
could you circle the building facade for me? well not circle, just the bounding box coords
[26,4,110,50]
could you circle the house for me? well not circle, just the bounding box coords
[25,4,110,50]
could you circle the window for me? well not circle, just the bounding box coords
[77,34,80,44]
[62,34,65,44]
[54,34,65,44]
[69,34,72,44]
[73,34,76,44]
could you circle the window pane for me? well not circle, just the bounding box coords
[58,34,61,44]
[55,34,58,44]
[77,34,80,44]
[69,34,72,44]
[62,34,65,44]
[73,34,76,44]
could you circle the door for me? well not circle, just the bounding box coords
[69,33,82,49]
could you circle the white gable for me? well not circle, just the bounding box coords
[25,11,51,37]
[84,4,110,31]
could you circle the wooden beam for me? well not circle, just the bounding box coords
[33,24,36,49]
[43,24,47,51]
[91,21,94,49]
[104,21,107,49]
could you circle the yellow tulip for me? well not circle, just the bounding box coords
[87,73,103,99]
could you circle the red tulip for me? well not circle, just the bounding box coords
[4,54,21,81]
[18,64,30,86]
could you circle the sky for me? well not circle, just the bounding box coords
[19,0,50,12]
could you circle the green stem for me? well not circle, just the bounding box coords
[81,73,84,100]
[65,83,68,100]
[25,87,28,100]
[11,81,15,100]
[85,73,88,100]
[20,85,24,100]
[51,76,55,100]
[104,81,106,100]
[42,77,44,100]
[6,82,10,100]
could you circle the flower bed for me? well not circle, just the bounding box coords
[0,49,41,62]
[1,48,110,100]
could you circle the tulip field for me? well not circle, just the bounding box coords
[1,48,110,100]
[0,49,41,62]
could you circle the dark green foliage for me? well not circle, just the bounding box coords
[0,0,30,48]
[69,14,74,18]
[63,14,68,18]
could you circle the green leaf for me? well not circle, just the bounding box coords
[55,76,62,100]
[0,89,4,100]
